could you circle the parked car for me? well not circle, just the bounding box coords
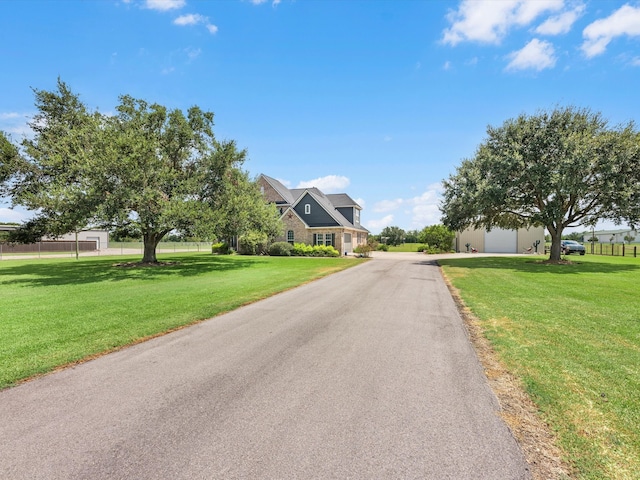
[561,240,586,255]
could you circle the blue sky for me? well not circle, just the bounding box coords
[1,0,639,234]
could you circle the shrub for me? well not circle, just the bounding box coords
[238,232,268,255]
[292,242,314,256]
[376,243,389,251]
[211,242,232,255]
[313,245,340,257]
[418,225,455,252]
[417,244,439,254]
[354,244,373,257]
[291,243,340,257]
[269,242,293,256]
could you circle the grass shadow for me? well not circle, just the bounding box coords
[0,253,266,287]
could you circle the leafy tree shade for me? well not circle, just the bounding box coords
[379,226,405,246]
[418,224,455,252]
[441,107,640,262]
[0,80,276,263]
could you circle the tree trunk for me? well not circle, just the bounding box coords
[142,232,162,263]
[548,227,563,262]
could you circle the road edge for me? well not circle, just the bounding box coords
[440,265,573,480]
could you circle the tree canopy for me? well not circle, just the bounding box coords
[418,224,455,252]
[0,80,280,263]
[440,106,640,261]
[379,226,405,246]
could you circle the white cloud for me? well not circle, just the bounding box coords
[406,183,443,228]
[506,38,556,71]
[0,112,31,137]
[174,13,218,34]
[354,197,366,209]
[582,4,640,58]
[442,0,563,46]
[373,198,404,213]
[174,13,206,26]
[631,56,640,67]
[443,60,452,70]
[364,214,394,231]
[535,3,585,35]
[0,207,32,223]
[184,47,201,61]
[145,0,185,11]
[296,175,350,193]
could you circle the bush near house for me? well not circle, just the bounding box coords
[268,242,293,256]
[291,243,340,257]
[238,232,269,255]
[354,244,373,257]
[211,242,233,254]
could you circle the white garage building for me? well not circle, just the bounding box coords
[455,226,545,254]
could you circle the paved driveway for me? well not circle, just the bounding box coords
[0,252,530,479]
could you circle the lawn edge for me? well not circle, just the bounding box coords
[439,264,574,480]
[5,256,365,390]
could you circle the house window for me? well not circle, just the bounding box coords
[355,209,360,224]
[287,230,294,244]
[304,204,311,215]
[314,233,335,247]
[344,233,351,243]
[325,233,334,247]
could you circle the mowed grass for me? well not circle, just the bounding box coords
[439,255,640,480]
[387,243,422,252]
[0,253,361,389]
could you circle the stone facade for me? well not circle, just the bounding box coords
[278,210,313,244]
[260,180,285,204]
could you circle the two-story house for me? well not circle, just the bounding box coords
[258,174,369,255]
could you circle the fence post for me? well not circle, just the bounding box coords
[623,244,625,257]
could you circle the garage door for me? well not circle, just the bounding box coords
[484,228,517,253]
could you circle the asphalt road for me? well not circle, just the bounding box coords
[0,252,531,479]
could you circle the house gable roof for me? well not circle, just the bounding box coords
[293,188,365,229]
[259,174,295,204]
[259,173,368,232]
[326,193,361,209]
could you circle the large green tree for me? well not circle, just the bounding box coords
[206,167,282,244]
[1,80,273,263]
[379,226,405,246]
[441,106,640,262]
[1,82,105,246]
[418,224,455,252]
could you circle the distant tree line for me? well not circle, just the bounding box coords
[370,224,455,253]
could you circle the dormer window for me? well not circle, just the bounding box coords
[305,204,311,214]
[355,209,360,224]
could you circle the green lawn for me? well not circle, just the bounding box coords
[386,243,422,252]
[439,255,640,480]
[0,253,362,389]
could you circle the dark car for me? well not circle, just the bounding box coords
[561,240,586,255]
